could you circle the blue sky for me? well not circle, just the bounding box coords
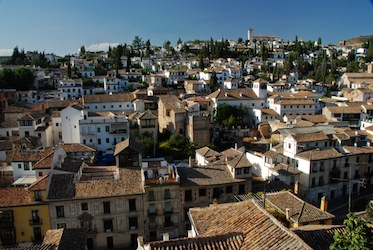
[0,0,372,56]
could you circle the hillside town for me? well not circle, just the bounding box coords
[1,30,373,250]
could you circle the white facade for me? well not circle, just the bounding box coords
[80,114,130,153]
[61,105,85,144]
[58,79,83,100]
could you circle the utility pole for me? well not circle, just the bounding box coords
[333,163,366,213]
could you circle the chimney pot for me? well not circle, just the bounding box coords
[294,181,300,195]
[188,230,194,238]
[285,208,290,220]
[163,233,169,241]
[320,196,328,212]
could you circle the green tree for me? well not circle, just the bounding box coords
[214,103,245,127]
[198,58,205,70]
[67,59,72,78]
[177,37,182,45]
[330,213,373,250]
[13,67,34,90]
[136,132,156,157]
[346,61,360,73]
[80,45,86,55]
[0,68,15,88]
[237,37,243,43]
[209,71,219,91]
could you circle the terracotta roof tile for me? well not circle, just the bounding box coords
[295,148,343,161]
[0,187,32,207]
[292,131,329,143]
[148,233,245,250]
[75,168,143,198]
[189,200,312,249]
[292,225,345,250]
[84,92,135,103]
[28,175,49,191]
[178,163,246,187]
[265,191,335,223]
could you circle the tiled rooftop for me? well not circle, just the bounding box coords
[295,148,343,161]
[0,187,32,207]
[178,163,245,187]
[189,200,312,249]
[292,225,345,250]
[265,191,335,224]
[75,168,143,199]
[147,233,245,250]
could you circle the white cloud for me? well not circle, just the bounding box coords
[85,42,120,52]
[0,49,12,56]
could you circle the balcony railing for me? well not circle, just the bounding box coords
[110,129,127,134]
[29,218,42,225]
[145,177,178,185]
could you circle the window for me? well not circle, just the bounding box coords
[56,206,64,218]
[311,177,316,187]
[97,127,101,133]
[103,201,111,214]
[129,217,138,229]
[226,185,233,194]
[57,223,66,229]
[34,190,42,201]
[319,176,324,186]
[236,168,242,175]
[320,162,325,172]
[164,189,171,199]
[106,138,110,143]
[55,123,59,127]
[288,143,291,149]
[164,214,172,227]
[312,163,317,172]
[244,168,250,174]
[128,199,136,212]
[18,163,22,169]
[199,188,206,197]
[98,138,101,145]
[164,202,172,213]
[148,191,155,201]
[24,162,30,170]
[103,219,113,232]
[105,126,110,132]
[81,203,88,211]
[185,190,192,202]
[148,204,156,215]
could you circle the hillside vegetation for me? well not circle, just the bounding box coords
[343,35,373,46]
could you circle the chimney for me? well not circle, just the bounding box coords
[294,181,300,195]
[235,143,238,151]
[189,156,192,167]
[320,196,328,212]
[163,233,169,241]
[285,208,290,220]
[212,198,218,206]
[188,230,194,238]
[137,236,144,248]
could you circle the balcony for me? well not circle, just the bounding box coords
[110,129,127,134]
[29,218,42,225]
[145,177,178,186]
[330,168,341,183]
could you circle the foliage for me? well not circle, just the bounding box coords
[330,213,373,250]
[214,103,246,127]
[159,134,196,159]
[0,67,34,90]
[346,61,360,73]
[136,132,156,158]
[209,71,219,91]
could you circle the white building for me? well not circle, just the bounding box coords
[58,79,83,100]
